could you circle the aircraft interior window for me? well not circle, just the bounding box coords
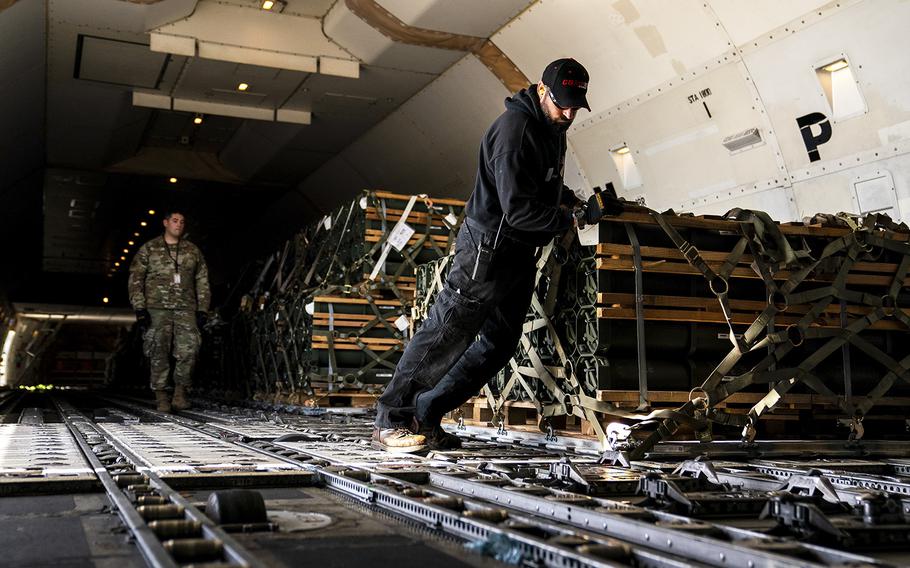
[814,56,867,122]
[610,145,642,190]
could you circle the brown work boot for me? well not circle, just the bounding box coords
[155,390,172,413]
[371,427,426,454]
[419,425,462,451]
[171,385,191,411]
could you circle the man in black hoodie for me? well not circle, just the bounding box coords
[372,58,622,453]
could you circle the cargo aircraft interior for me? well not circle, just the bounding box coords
[2,1,910,566]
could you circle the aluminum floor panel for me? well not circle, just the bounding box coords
[97,423,303,475]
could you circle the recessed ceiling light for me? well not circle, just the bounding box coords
[193,114,203,125]
[169,177,178,184]
[140,221,147,227]
[128,241,134,246]
[120,256,126,261]
[822,59,849,73]
[114,262,120,267]
[260,0,285,11]
[134,232,140,237]
[237,82,249,92]
[148,209,156,215]
[102,297,109,304]
[613,146,631,155]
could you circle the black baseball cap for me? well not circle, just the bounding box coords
[541,58,590,111]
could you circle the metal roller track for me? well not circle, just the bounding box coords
[99,395,904,567]
[53,398,266,568]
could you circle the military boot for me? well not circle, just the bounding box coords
[155,390,172,413]
[172,385,191,411]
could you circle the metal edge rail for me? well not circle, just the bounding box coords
[318,467,698,568]
[53,397,179,568]
[426,472,884,568]
[53,397,265,568]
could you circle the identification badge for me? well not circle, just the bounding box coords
[173,273,181,285]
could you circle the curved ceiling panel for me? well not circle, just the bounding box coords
[708,0,833,46]
[222,0,336,19]
[493,0,730,114]
[154,0,353,61]
[377,0,532,38]
[303,54,508,204]
[323,1,464,73]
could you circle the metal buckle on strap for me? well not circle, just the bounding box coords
[680,242,701,263]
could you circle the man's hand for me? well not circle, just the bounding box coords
[578,192,625,227]
[135,309,151,331]
[196,311,208,329]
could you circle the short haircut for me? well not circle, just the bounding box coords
[162,209,186,220]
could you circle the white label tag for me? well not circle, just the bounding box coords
[444,212,458,226]
[394,315,410,331]
[387,222,415,251]
[173,273,181,285]
[305,302,315,315]
[577,224,599,246]
[322,216,332,231]
[359,196,368,209]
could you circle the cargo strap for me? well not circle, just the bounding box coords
[650,211,748,352]
[624,223,649,410]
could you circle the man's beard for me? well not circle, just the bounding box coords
[545,114,572,133]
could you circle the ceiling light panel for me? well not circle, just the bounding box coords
[171,58,308,109]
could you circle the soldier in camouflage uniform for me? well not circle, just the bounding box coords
[128,210,210,412]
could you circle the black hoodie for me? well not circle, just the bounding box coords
[465,86,578,247]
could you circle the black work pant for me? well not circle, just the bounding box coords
[375,218,537,429]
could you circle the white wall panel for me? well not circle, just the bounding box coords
[378,0,532,37]
[569,62,779,212]
[686,186,798,221]
[323,1,464,74]
[791,155,910,222]
[707,0,832,46]
[743,0,910,173]
[493,0,730,113]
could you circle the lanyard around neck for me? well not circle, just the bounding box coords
[163,238,180,272]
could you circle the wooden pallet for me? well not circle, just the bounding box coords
[255,390,380,408]
[371,190,466,208]
[447,391,910,440]
[445,399,604,439]
[595,390,910,411]
[309,335,404,351]
[595,291,907,330]
[365,230,453,249]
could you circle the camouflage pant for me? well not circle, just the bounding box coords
[143,309,201,391]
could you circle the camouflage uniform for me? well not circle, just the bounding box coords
[128,236,210,391]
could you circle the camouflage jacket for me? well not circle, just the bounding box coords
[128,236,211,311]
